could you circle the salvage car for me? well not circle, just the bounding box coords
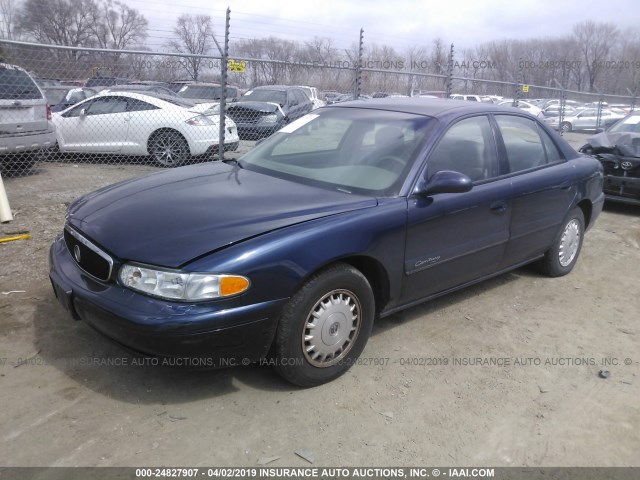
[51,91,239,167]
[579,112,640,205]
[49,98,605,387]
[226,85,314,139]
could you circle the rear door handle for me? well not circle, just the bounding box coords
[490,201,507,214]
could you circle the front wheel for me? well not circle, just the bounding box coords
[560,122,572,133]
[271,263,375,387]
[537,207,585,277]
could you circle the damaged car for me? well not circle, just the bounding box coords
[226,86,313,139]
[579,112,640,205]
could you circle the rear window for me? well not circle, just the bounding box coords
[0,66,42,100]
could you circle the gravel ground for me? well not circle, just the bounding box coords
[0,133,639,467]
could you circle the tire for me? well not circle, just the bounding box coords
[560,122,572,133]
[148,130,189,167]
[272,262,375,387]
[537,208,585,277]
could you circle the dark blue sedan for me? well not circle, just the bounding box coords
[49,98,605,386]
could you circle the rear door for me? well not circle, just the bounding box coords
[493,115,577,267]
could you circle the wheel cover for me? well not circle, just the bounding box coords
[151,134,185,166]
[559,219,581,267]
[302,289,362,368]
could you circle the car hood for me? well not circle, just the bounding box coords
[67,163,376,268]
[585,131,640,157]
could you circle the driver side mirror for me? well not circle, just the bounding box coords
[421,170,473,195]
[79,108,87,117]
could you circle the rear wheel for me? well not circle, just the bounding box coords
[272,263,375,387]
[148,130,189,167]
[537,208,585,277]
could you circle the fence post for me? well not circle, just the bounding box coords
[627,88,636,113]
[0,173,12,223]
[553,79,567,137]
[354,28,364,99]
[445,43,454,98]
[593,85,604,130]
[512,58,523,107]
[218,7,231,160]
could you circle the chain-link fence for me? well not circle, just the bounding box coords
[1,33,638,204]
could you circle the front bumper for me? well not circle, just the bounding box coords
[49,235,285,364]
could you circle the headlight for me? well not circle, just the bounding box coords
[119,264,249,301]
[186,115,217,126]
[257,114,279,125]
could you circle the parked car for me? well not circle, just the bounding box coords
[100,84,178,97]
[320,90,342,102]
[49,98,604,387]
[557,108,625,133]
[328,93,371,104]
[84,76,130,88]
[298,85,326,109]
[43,86,98,112]
[578,112,640,205]
[542,104,576,118]
[175,82,240,103]
[226,85,314,139]
[498,100,543,118]
[451,94,490,102]
[1,63,56,173]
[51,91,239,167]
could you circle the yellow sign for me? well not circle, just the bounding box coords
[522,85,530,93]
[228,60,246,73]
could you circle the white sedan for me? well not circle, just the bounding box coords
[52,91,239,167]
[498,100,544,118]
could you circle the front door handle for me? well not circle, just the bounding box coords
[490,201,507,214]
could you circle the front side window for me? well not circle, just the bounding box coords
[427,115,499,182]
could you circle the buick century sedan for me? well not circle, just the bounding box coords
[49,98,605,387]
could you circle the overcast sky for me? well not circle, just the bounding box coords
[125,0,640,53]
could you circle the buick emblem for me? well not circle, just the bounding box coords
[621,161,633,170]
[73,244,82,263]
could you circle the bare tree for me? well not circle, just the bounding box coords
[0,0,19,40]
[17,0,100,58]
[573,21,619,92]
[168,14,214,81]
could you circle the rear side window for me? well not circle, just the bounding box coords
[495,115,549,173]
[0,67,42,100]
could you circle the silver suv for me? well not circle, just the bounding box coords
[1,63,56,172]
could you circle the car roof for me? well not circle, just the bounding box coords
[330,97,526,117]
[251,85,298,92]
[94,90,194,106]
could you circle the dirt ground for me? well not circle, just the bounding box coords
[0,134,639,467]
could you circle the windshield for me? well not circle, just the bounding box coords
[239,107,435,196]
[238,89,286,105]
[608,114,640,134]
